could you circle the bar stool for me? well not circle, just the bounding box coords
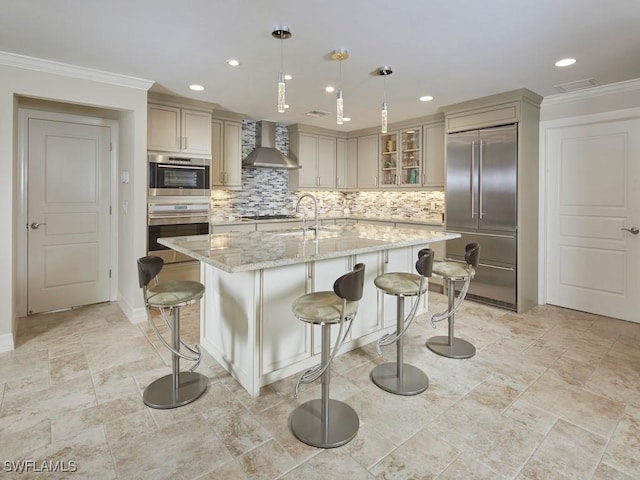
[289,263,365,448]
[137,256,208,409]
[426,243,480,359]
[371,248,434,396]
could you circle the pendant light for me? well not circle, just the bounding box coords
[272,27,292,113]
[331,49,349,125]
[378,66,392,133]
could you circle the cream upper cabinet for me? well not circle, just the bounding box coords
[379,127,422,188]
[289,129,337,189]
[148,104,211,156]
[211,119,242,189]
[336,138,357,189]
[423,122,445,188]
[357,134,379,188]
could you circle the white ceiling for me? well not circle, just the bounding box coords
[1,0,639,131]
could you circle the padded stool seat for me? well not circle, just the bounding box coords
[432,261,474,280]
[426,243,480,360]
[290,263,365,449]
[146,281,205,308]
[137,256,208,409]
[292,292,359,324]
[370,249,434,396]
[374,272,428,297]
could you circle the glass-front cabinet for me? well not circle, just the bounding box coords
[379,128,422,187]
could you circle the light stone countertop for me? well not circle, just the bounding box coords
[210,214,445,227]
[159,222,458,273]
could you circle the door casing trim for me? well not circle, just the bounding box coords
[17,108,119,317]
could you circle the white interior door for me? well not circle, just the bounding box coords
[27,118,112,314]
[546,117,640,322]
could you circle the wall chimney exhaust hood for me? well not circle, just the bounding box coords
[242,121,300,169]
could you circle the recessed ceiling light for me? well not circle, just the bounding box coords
[419,95,434,102]
[189,84,205,91]
[325,86,335,93]
[343,117,351,122]
[555,58,576,67]
[284,74,293,81]
[226,59,240,67]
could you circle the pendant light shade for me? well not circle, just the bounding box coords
[378,66,392,133]
[331,49,349,125]
[273,27,292,113]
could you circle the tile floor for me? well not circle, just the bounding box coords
[1,294,639,479]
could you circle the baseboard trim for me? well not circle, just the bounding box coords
[117,295,147,324]
[0,332,15,353]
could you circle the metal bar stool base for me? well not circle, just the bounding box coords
[143,371,208,409]
[290,398,359,448]
[370,362,429,396]
[426,336,476,359]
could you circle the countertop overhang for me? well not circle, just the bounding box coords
[158,223,459,273]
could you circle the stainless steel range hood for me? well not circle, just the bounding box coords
[242,121,300,169]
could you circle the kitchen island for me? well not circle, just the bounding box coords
[159,223,459,397]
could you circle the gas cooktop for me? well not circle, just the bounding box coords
[241,214,297,220]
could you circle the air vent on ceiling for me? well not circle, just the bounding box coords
[305,110,330,118]
[553,78,597,93]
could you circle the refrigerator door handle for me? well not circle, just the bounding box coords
[470,140,476,219]
[479,140,484,219]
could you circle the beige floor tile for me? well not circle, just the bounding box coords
[22,426,116,480]
[370,426,460,479]
[4,300,638,480]
[602,404,640,477]
[49,350,90,384]
[255,398,321,464]
[591,461,638,480]
[518,372,626,437]
[518,419,608,480]
[110,414,231,480]
[282,447,374,479]
[348,384,440,446]
[342,425,396,470]
[438,451,509,480]
[427,396,544,478]
[237,438,298,480]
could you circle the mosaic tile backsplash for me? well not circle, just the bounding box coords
[210,120,444,220]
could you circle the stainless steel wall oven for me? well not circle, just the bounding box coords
[148,154,210,197]
[147,202,209,264]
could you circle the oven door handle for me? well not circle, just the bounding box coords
[157,164,206,170]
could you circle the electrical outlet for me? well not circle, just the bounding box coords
[386,198,391,208]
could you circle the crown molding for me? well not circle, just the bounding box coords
[0,50,154,90]
[542,78,640,106]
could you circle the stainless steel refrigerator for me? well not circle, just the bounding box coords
[444,123,517,310]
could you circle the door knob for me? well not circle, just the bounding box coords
[621,227,639,235]
[30,222,46,229]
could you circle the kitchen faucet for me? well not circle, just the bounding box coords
[295,193,319,236]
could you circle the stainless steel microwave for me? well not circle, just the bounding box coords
[148,154,210,197]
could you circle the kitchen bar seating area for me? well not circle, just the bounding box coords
[3,294,639,479]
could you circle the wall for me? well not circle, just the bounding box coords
[0,58,150,351]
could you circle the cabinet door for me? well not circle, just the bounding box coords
[346,138,358,188]
[148,104,181,152]
[380,132,398,187]
[210,120,224,187]
[297,133,319,188]
[181,109,212,155]
[357,134,379,188]
[223,121,242,188]
[399,128,421,186]
[317,136,336,188]
[423,123,445,187]
[336,138,348,188]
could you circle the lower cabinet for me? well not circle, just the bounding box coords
[396,222,445,287]
[157,261,200,283]
[210,223,256,234]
